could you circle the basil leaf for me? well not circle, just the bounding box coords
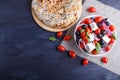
[112,34,116,40]
[87,37,90,42]
[49,37,57,41]
[86,32,89,37]
[80,29,85,33]
[95,42,101,53]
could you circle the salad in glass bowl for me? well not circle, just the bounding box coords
[74,15,116,56]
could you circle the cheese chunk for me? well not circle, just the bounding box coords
[89,22,98,31]
[88,34,94,41]
[102,35,111,43]
[87,43,95,52]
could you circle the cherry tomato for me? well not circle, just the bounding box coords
[99,26,105,30]
[82,58,89,65]
[93,40,98,45]
[92,49,98,55]
[81,32,86,37]
[68,50,76,58]
[101,57,108,63]
[85,27,91,34]
[57,45,66,52]
[79,42,84,49]
[105,45,111,52]
[87,7,96,13]
[90,27,92,32]
[84,18,92,24]
[57,31,63,37]
[95,28,101,34]
[63,35,71,41]
[77,26,81,31]
[83,37,88,44]
[94,16,103,23]
[109,25,115,32]
[109,38,115,44]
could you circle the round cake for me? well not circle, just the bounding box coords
[32,0,82,32]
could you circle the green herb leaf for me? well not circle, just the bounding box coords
[80,29,85,33]
[112,34,116,40]
[87,37,90,42]
[49,37,57,41]
[86,32,89,37]
[95,42,101,53]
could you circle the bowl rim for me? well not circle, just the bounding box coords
[74,15,117,57]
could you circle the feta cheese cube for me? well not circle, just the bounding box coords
[87,43,96,52]
[88,34,94,41]
[89,22,98,31]
[102,35,111,43]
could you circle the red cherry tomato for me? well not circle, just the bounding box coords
[109,25,115,32]
[83,37,88,44]
[92,49,98,55]
[84,18,92,24]
[99,26,105,30]
[63,35,71,41]
[82,58,89,66]
[94,16,103,23]
[95,28,101,34]
[87,7,96,13]
[69,50,76,58]
[93,40,98,45]
[105,45,111,52]
[85,27,91,34]
[79,42,84,49]
[101,57,108,63]
[109,38,115,44]
[77,26,81,31]
[57,31,63,37]
[81,32,86,37]
[57,45,66,52]
[89,27,93,33]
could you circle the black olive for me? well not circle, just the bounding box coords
[76,35,81,39]
[99,40,105,48]
[90,17,94,21]
[83,48,88,53]
[90,17,94,19]
[76,36,79,44]
[97,34,103,38]
[105,21,110,26]
[76,31,80,36]
[104,18,108,21]
[99,40,105,45]
[76,35,81,44]
[97,23,102,27]
[101,30,107,36]
[76,39,79,44]
[82,24,87,29]
[101,44,104,48]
